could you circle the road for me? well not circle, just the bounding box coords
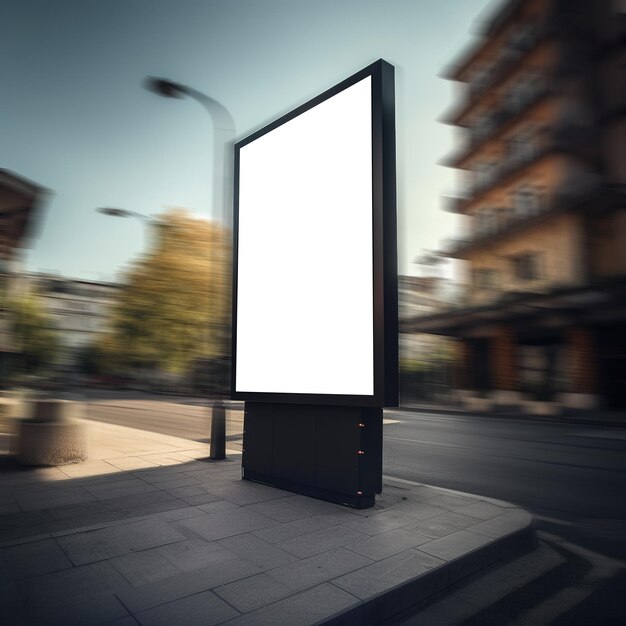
[78,392,626,623]
[382,408,626,624]
[383,408,626,559]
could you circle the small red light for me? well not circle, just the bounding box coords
[357,491,363,495]
[357,450,365,455]
[358,423,365,428]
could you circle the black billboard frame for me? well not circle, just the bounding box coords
[231,58,398,409]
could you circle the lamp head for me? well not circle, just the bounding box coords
[144,76,187,99]
[97,207,131,218]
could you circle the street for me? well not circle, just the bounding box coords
[78,392,626,623]
[383,409,626,624]
[383,409,626,557]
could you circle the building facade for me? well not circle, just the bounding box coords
[407,0,626,414]
[20,273,119,373]
[0,170,48,385]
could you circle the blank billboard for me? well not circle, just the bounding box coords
[232,60,397,406]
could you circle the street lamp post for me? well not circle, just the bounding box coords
[144,77,236,460]
[143,78,236,229]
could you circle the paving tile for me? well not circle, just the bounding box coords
[19,561,129,611]
[217,533,298,569]
[0,509,54,544]
[104,457,161,471]
[105,617,139,626]
[16,487,97,512]
[0,554,28,618]
[267,547,372,592]
[344,527,433,561]
[251,511,357,544]
[57,518,186,565]
[417,529,495,561]
[2,538,73,579]
[165,484,211,498]
[467,509,530,538]
[176,508,276,542]
[155,506,206,521]
[342,508,428,536]
[106,498,191,520]
[46,501,107,521]
[224,582,360,626]
[276,524,368,558]
[0,502,21,515]
[405,511,482,538]
[143,475,202,490]
[180,491,223,506]
[135,589,239,626]
[246,495,343,522]
[429,493,480,510]
[98,489,176,512]
[111,549,180,586]
[214,572,293,613]
[84,482,159,500]
[206,482,290,506]
[456,501,506,521]
[196,500,239,514]
[29,593,130,626]
[117,557,262,613]
[156,539,238,572]
[332,548,445,600]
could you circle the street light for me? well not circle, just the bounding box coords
[144,77,236,460]
[96,207,156,251]
[96,207,152,222]
[143,77,236,229]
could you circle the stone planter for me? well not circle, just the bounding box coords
[17,399,88,466]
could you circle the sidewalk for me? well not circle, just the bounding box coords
[0,419,534,625]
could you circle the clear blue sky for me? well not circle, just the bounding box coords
[1,0,494,281]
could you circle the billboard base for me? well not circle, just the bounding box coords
[241,402,382,509]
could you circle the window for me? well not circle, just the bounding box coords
[496,207,510,229]
[513,184,541,217]
[474,268,497,289]
[511,252,541,281]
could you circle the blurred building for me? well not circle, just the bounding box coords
[21,273,119,373]
[399,274,455,401]
[407,0,626,414]
[399,274,451,362]
[0,170,48,385]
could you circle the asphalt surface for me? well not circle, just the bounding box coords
[382,408,626,625]
[382,408,626,560]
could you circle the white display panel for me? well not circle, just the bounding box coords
[235,76,374,396]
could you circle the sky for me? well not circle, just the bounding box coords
[1,0,495,282]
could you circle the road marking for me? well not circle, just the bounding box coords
[385,436,467,449]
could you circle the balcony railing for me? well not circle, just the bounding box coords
[446,80,554,168]
[442,177,602,258]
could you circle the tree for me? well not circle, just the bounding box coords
[101,208,230,378]
[8,291,59,377]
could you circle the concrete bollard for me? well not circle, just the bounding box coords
[17,399,88,466]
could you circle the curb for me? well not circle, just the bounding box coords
[397,404,626,429]
[325,513,536,625]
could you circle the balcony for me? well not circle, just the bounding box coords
[453,116,599,213]
[443,79,555,168]
[443,178,603,259]
[443,21,546,124]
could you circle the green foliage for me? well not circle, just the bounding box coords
[101,208,230,376]
[8,291,59,375]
